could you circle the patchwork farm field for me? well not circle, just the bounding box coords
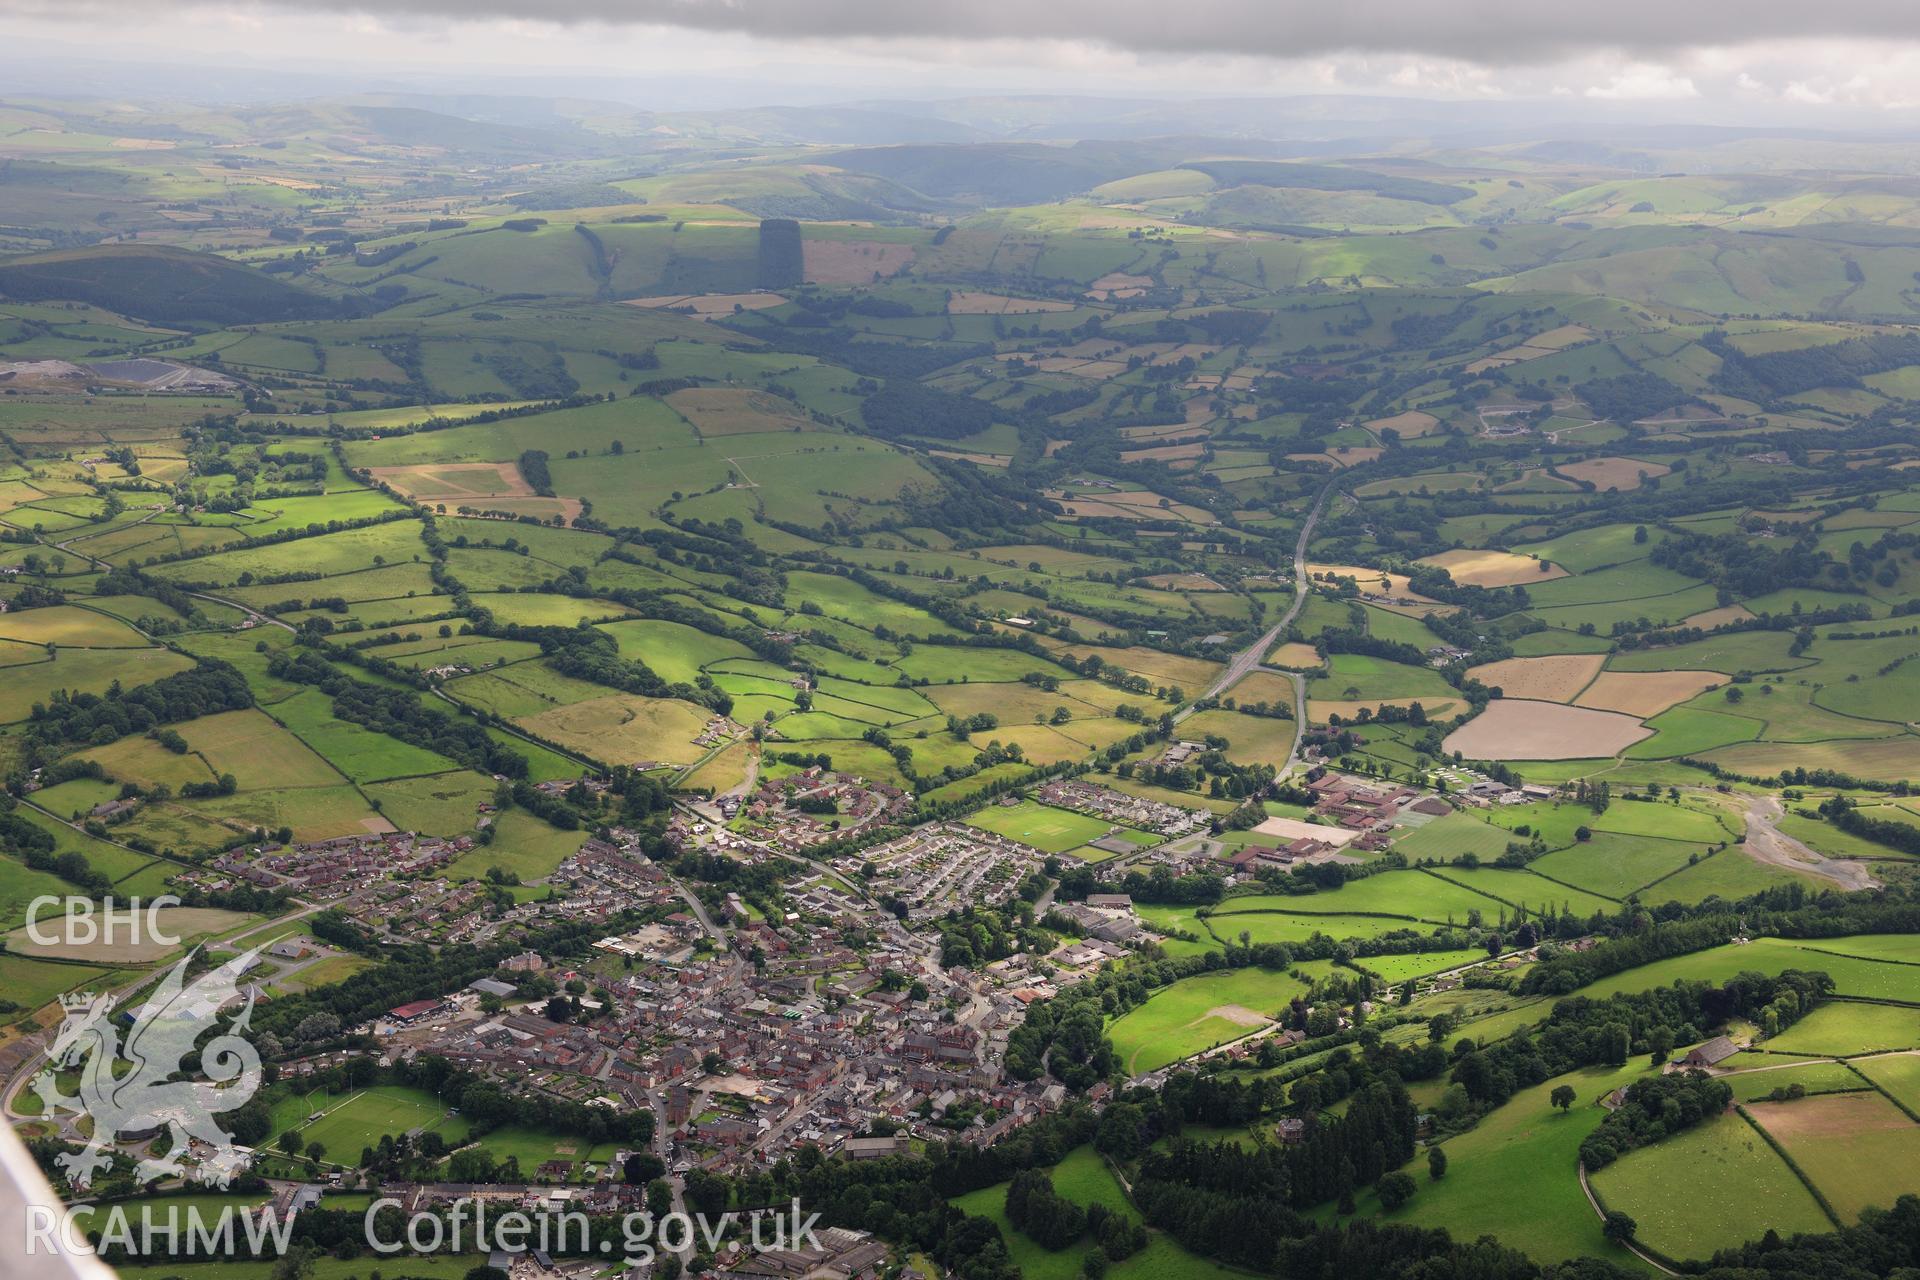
[1748,1092,1920,1222]
[1107,965,1310,1075]
[1589,1110,1832,1260]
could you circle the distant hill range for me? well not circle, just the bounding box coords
[0,245,345,326]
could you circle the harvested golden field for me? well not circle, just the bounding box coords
[369,461,580,522]
[8,907,250,962]
[1053,644,1220,690]
[802,238,915,285]
[1559,457,1672,489]
[1420,547,1567,587]
[1086,272,1153,299]
[1265,642,1323,670]
[1365,410,1442,438]
[625,292,785,316]
[1118,422,1200,440]
[1306,563,1436,601]
[1311,697,1465,723]
[516,695,712,767]
[1120,442,1207,464]
[1288,446,1384,469]
[1442,699,1652,760]
[928,450,1011,467]
[1576,670,1724,717]
[1143,572,1224,591]
[1046,489,1218,524]
[1681,604,1756,629]
[1467,654,1605,702]
[948,291,1075,314]
[1464,325,1594,373]
[667,387,813,436]
[1227,670,1299,704]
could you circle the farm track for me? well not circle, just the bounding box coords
[1177,479,1333,777]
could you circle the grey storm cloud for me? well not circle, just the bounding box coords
[52,0,1920,63]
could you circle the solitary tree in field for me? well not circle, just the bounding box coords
[1602,1211,1637,1244]
[1428,1147,1447,1180]
[1376,1171,1417,1211]
[1550,1085,1577,1113]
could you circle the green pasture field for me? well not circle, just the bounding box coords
[1778,810,1920,861]
[359,770,495,834]
[1354,948,1493,982]
[438,517,614,563]
[373,636,543,672]
[1107,966,1311,1075]
[0,852,89,932]
[1529,586,1722,634]
[1426,866,1620,917]
[439,547,559,591]
[1854,1052,1920,1113]
[1812,667,1920,724]
[1762,1001,1920,1057]
[1322,652,1455,700]
[1588,1109,1830,1261]
[1359,1060,1649,1266]
[443,660,617,718]
[1192,908,1445,947]
[1509,628,1618,656]
[0,604,149,647]
[70,731,219,791]
[1579,937,1920,1003]
[1605,630,1816,675]
[1483,797,1733,846]
[598,618,751,682]
[784,570,965,639]
[514,692,713,766]
[267,687,457,782]
[442,808,585,884]
[15,805,159,882]
[0,646,194,722]
[1390,812,1518,860]
[1514,523,1661,573]
[1624,705,1764,758]
[1723,1059,1867,1101]
[179,707,354,788]
[270,1084,453,1158]
[0,953,117,1021]
[1216,870,1510,925]
[1704,735,1920,784]
[467,591,633,628]
[1649,848,1816,903]
[1529,832,1707,900]
[456,1124,621,1179]
[148,520,427,587]
[963,799,1112,852]
[229,562,441,610]
[1796,934,1920,964]
[892,644,1075,683]
[951,1148,1234,1280]
[174,629,303,703]
[180,783,387,846]
[1739,681,1903,743]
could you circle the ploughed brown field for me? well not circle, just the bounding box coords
[1442,699,1652,760]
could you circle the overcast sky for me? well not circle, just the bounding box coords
[9,0,1920,117]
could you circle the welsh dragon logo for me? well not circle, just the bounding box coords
[33,946,265,1191]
